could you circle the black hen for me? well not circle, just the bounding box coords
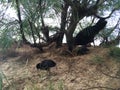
[74,18,107,45]
[36,59,56,71]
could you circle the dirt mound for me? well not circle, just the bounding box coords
[0,45,120,90]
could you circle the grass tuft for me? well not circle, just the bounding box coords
[0,72,3,90]
[89,55,105,65]
[109,47,120,62]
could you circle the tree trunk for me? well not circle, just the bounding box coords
[56,3,69,48]
[34,25,41,43]
[66,4,84,51]
[28,19,36,44]
[66,21,78,51]
[39,0,50,43]
[16,0,27,43]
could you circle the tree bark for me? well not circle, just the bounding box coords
[15,0,27,43]
[56,3,69,48]
[28,19,36,44]
[66,21,79,51]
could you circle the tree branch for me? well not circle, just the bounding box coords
[81,86,116,90]
[95,8,117,19]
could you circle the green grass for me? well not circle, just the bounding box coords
[57,80,64,90]
[1,67,65,90]
[17,71,65,90]
[109,47,120,62]
[0,70,16,90]
[90,55,105,65]
[23,79,65,90]
[0,72,3,90]
[46,80,64,90]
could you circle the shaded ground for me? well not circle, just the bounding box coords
[0,44,120,90]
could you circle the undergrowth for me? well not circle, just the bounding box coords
[2,70,65,90]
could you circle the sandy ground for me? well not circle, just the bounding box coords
[0,45,120,90]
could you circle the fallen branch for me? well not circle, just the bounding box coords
[81,86,116,90]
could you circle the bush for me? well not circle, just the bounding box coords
[109,47,120,62]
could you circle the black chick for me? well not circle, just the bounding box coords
[36,59,56,72]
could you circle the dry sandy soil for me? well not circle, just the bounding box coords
[0,44,120,90]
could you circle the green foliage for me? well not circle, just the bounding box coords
[0,29,13,51]
[109,47,120,62]
[99,0,120,12]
